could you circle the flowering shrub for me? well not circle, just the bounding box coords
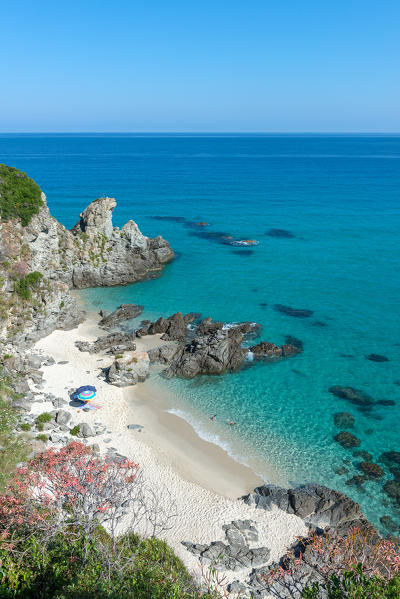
[0,442,210,598]
[262,528,400,598]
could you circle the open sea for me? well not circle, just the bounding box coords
[1,133,400,532]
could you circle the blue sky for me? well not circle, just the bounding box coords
[1,1,399,132]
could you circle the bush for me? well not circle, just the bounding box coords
[20,423,31,431]
[0,378,29,491]
[263,528,400,598]
[0,164,43,226]
[0,442,205,599]
[70,425,80,436]
[0,529,211,599]
[35,434,48,442]
[14,271,43,300]
[303,564,400,598]
[36,412,52,424]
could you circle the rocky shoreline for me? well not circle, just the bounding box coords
[0,167,389,597]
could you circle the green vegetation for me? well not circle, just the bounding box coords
[59,300,65,309]
[35,433,48,442]
[20,423,31,432]
[302,565,400,598]
[2,355,12,360]
[115,354,123,359]
[0,375,28,491]
[36,412,52,431]
[14,272,43,300]
[0,164,43,226]
[0,529,212,599]
[70,425,80,436]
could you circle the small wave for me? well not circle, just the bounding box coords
[167,408,232,453]
[166,407,269,482]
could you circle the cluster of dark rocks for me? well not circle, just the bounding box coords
[182,520,269,572]
[181,483,380,599]
[76,331,137,354]
[138,313,301,379]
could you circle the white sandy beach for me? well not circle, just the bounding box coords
[32,315,307,590]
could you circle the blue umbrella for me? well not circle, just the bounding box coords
[73,385,97,401]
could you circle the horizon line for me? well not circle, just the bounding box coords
[1,131,400,136]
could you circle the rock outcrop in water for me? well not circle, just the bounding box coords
[243,482,377,538]
[99,304,144,328]
[0,166,173,347]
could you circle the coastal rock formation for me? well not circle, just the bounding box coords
[75,331,137,354]
[99,304,144,328]
[0,166,173,346]
[243,483,377,538]
[105,350,150,386]
[163,326,248,378]
[137,312,195,341]
[140,314,301,378]
[182,520,270,572]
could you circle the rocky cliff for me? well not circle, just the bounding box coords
[0,165,174,346]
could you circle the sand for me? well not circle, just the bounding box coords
[32,315,307,590]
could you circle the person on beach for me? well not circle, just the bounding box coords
[210,414,216,421]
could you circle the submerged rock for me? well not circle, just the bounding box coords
[380,515,399,532]
[358,462,384,479]
[383,480,400,503]
[366,353,389,362]
[273,304,314,318]
[379,451,400,467]
[99,304,144,328]
[333,412,355,428]
[329,386,374,407]
[266,228,295,238]
[334,431,361,449]
[353,450,372,461]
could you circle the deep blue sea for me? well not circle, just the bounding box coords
[1,133,400,531]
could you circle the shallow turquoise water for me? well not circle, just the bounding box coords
[1,133,400,530]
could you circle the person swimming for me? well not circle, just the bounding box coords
[210,414,217,421]
[226,419,236,426]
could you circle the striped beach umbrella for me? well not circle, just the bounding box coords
[73,385,97,402]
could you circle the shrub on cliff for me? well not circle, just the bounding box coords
[13,271,43,300]
[303,565,400,598]
[263,528,400,598]
[0,164,43,226]
[0,442,213,598]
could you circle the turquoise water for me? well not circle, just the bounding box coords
[1,133,400,530]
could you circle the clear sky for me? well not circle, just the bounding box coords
[1,0,399,132]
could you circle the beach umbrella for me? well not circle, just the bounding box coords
[73,385,97,401]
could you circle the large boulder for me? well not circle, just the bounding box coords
[76,331,136,354]
[106,351,150,387]
[99,304,144,328]
[251,341,282,358]
[163,328,247,378]
[243,483,377,538]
